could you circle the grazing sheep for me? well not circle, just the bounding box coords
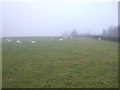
[59,38,62,41]
[31,41,36,44]
[6,39,11,42]
[8,40,11,42]
[17,40,21,43]
[98,38,101,40]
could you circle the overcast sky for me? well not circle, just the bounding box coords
[2,1,118,37]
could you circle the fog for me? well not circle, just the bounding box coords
[2,1,118,37]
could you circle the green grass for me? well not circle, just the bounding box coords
[2,38,118,88]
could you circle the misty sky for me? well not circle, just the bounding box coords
[2,2,118,37]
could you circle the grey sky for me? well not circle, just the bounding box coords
[2,2,118,37]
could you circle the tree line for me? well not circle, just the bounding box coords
[101,25,119,38]
[62,25,119,38]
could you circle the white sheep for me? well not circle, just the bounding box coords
[8,40,11,42]
[59,38,62,41]
[98,38,101,40]
[17,40,21,43]
[6,39,11,42]
[31,41,36,44]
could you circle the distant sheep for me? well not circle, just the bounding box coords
[31,41,36,44]
[8,40,11,42]
[6,39,11,42]
[59,38,62,41]
[98,38,101,40]
[17,40,21,43]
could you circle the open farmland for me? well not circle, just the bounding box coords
[2,37,118,88]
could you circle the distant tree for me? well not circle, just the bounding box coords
[101,26,118,37]
[71,29,78,37]
[84,32,92,36]
[107,26,118,37]
[102,29,108,37]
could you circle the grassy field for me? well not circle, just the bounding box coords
[2,37,118,88]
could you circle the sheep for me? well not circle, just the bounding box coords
[8,39,11,42]
[59,38,62,41]
[98,37,101,40]
[31,41,36,44]
[16,40,21,43]
[6,39,11,42]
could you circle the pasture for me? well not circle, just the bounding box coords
[2,37,118,88]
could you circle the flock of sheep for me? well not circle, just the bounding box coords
[6,38,36,44]
[6,37,101,43]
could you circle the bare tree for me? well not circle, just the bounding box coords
[71,29,78,37]
[101,26,118,37]
[102,29,108,37]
